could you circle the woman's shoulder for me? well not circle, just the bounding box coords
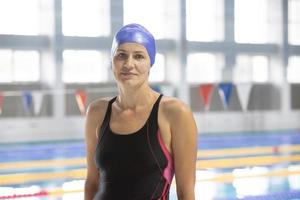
[160,95,193,118]
[160,96,197,134]
[86,97,114,118]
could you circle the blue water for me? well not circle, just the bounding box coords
[0,130,300,200]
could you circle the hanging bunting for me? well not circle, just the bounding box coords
[151,85,161,93]
[218,83,233,109]
[32,91,44,115]
[75,89,87,115]
[199,84,214,111]
[236,83,252,111]
[0,92,4,115]
[22,91,33,114]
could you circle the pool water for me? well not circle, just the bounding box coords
[0,130,299,200]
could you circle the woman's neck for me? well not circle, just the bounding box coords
[116,85,157,110]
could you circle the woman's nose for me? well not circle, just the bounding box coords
[124,56,134,68]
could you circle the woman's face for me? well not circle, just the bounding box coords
[112,43,151,86]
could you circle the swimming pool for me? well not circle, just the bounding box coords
[0,130,299,199]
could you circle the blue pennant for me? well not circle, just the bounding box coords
[219,83,233,109]
[22,91,33,113]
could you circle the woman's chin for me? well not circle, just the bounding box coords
[118,78,136,86]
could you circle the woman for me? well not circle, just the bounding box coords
[84,23,197,200]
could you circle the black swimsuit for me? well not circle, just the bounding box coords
[94,94,174,200]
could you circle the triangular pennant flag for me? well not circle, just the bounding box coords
[218,83,233,109]
[160,85,175,97]
[75,90,87,115]
[0,92,4,115]
[151,85,161,93]
[199,84,214,111]
[22,91,33,114]
[236,83,252,111]
[32,91,44,115]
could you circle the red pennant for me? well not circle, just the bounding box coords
[0,92,3,114]
[199,84,214,110]
[75,90,87,115]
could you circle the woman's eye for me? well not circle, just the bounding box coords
[116,53,127,59]
[134,54,144,59]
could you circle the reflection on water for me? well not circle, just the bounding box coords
[1,166,299,200]
[233,167,270,198]
[289,165,300,190]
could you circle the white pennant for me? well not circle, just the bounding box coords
[161,86,175,97]
[236,83,252,111]
[32,91,44,115]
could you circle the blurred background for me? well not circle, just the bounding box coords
[0,0,300,199]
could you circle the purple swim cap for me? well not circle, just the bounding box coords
[111,23,156,66]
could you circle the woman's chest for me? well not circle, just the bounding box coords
[110,110,150,134]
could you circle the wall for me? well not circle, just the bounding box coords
[0,83,299,143]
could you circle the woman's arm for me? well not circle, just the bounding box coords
[84,100,108,200]
[168,100,198,200]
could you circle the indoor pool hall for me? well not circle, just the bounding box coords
[1,0,300,199]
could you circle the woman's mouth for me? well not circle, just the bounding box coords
[121,72,133,75]
[120,72,136,78]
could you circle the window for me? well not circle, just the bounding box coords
[63,50,109,83]
[62,0,110,37]
[234,55,269,83]
[123,0,176,39]
[149,53,165,82]
[0,50,40,82]
[186,0,224,41]
[288,0,300,44]
[287,56,300,83]
[235,0,272,43]
[0,0,40,35]
[187,53,224,83]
